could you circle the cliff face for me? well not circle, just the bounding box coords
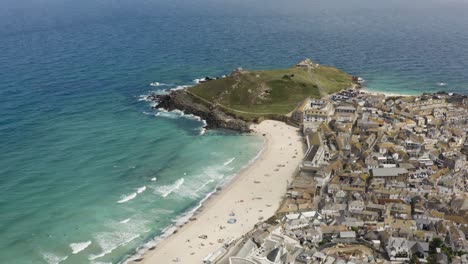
[151,90,252,132]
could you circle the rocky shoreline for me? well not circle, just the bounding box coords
[148,90,252,132]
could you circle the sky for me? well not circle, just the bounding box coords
[1,0,467,35]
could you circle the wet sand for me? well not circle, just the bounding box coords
[132,120,305,264]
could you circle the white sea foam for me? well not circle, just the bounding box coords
[154,107,207,135]
[223,157,236,166]
[194,179,215,193]
[171,109,184,116]
[136,186,146,194]
[89,232,140,260]
[122,143,266,264]
[174,162,230,199]
[185,113,201,121]
[138,95,151,102]
[193,76,225,84]
[159,109,207,136]
[149,82,163,87]
[193,78,204,84]
[200,127,207,135]
[154,178,185,198]
[120,218,131,224]
[155,111,180,119]
[42,253,68,264]
[199,118,208,135]
[138,89,169,102]
[117,192,137,203]
[70,241,92,254]
[121,187,218,264]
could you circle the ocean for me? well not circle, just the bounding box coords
[0,0,467,263]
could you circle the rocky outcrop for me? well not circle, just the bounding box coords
[151,90,252,133]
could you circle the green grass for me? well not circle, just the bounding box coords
[189,63,352,118]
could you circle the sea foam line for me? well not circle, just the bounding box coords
[121,139,266,264]
[70,241,92,254]
[121,185,219,264]
[89,232,140,261]
[120,218,131,224]
[117,193,137,204]
[155,109,207,135]
[154,178,185,198]
[117,185,148,204]
[223,157,236,166]
[42,252,68,264]
[136,186,146,194]
[138,82,207,134]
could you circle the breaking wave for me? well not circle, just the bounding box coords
[117,192,137,204]
[122,144,265,264]
[120,218,131,224]
[42,253,68,264]
[89,232,140,260]
[155,109,208,136]
[154,178,185,198]
[70,241,92,254]
[136,186,146,194]
[223,157,236,166]
[149,82,165,87]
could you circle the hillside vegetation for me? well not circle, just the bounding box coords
[189,61,353,119]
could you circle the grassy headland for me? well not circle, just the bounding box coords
[188,60,353,120]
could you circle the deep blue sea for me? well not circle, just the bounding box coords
[0,0,467,263]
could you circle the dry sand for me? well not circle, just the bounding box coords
[360,88,413,97]
[131,120,305,264]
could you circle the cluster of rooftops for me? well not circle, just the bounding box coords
[204,90,467,264]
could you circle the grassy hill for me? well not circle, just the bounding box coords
[188,60,353,119]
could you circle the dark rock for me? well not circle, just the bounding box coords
[152,90,251,133]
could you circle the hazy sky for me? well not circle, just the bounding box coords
[1,0,467,35]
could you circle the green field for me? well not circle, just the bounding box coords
[189,63,353,118]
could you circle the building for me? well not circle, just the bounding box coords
[335,105,357,122]
[441,151,466,172]
[302,132,329,170]
[371,168,409,182]
[386,237,410,261]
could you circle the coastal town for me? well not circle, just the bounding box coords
[135,60,468,264]
[200,89,468,264]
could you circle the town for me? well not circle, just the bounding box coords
[205,89,468,264]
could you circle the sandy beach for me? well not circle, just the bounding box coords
[360,88,414,97]
[131,120,305,264]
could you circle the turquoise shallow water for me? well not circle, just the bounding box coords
[0,87,264,263]
[1,0,467,263]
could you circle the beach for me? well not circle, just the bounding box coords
[360,88,415,97]
[131,120,305,263]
